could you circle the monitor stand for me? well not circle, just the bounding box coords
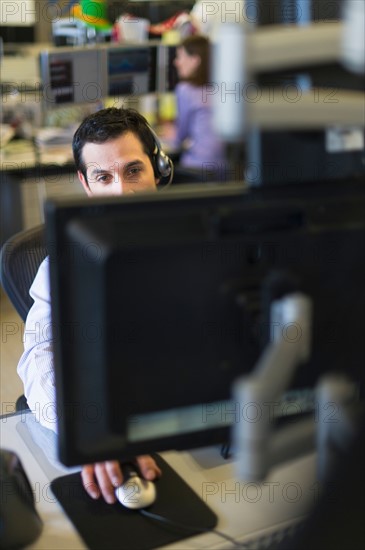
[51,453,217,550]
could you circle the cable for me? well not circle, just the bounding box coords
[139,509,250,549]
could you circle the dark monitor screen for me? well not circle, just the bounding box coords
[157,45,178,93]
[251,0,341,26]
[107,45,157,96]
[246,128,365,186]
[0,26,35,43]
[45,181,365,467]
[165,46,178,91]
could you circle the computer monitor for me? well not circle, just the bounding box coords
[39,47,107,106]
[250,0,341,26]
[45,181,365,467]
[39,44,158,107]
[107,44,157,96]
[246,128,365,186]
[156,45,178,93]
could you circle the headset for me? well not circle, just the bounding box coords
[148,124,174,188]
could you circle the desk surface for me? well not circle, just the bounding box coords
[0,411,318,549]
[0,140,74,172]
[0,135,178,174]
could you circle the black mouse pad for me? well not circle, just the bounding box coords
[50,454,217,550]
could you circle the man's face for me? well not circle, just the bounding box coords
[78,131,159,196]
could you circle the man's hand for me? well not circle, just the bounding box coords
[81,455,161,504]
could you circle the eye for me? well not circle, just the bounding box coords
[96,173,113,184]
[126,166,143,179]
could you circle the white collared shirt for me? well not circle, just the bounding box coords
[17,257,59,432]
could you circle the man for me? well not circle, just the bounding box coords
[18,107,169,503]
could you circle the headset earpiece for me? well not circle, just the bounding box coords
[155,148,172,177]
[148,125,173,184]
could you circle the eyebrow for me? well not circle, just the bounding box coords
[89,160,145,176]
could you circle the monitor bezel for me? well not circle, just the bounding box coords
[45,181,365,466]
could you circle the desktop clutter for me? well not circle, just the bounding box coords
[53,0,198,47]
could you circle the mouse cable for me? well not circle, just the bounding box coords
[139,509,250,549]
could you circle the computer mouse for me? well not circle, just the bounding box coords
[0,449,43,549]
[115,462,156,510]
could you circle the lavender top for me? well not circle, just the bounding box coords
[175,82,225,170]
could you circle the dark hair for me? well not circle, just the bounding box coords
[72,107,156,179]
[179,35,210,87]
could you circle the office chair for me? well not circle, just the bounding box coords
[0,225,47,411]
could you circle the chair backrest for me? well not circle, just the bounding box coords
[0,225,47,321]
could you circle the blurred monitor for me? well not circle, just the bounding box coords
[45,181,365,467]
[251,0,342,26]
[0,26,35,43]
[0,0,36,43]
[39,47,107,107]
[107,44,157,96]
[246,128,365,186]
[157,45,178,92]
[39,44,159,107]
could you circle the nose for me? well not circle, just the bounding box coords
[115,176,138,196]
[111,175,124,195]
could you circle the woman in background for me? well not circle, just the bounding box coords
[163,35,225,173]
